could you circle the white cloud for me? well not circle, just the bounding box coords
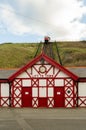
[0,0,86,40]
[0,4,31,35]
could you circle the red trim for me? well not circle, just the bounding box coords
[9,77,78,108]
[11,79,22,107]
[78,78,86,82]
[0,79,9,83]
[78,96,86,107]
[0,83,10,107]
[9,53,78,81]
[0,97,9,106]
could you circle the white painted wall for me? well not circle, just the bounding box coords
[78,97,86,107]
[17,72,29,78]
[1,99,9,106]
[32,88,38,97]
[46,65,53,75]
[14,98,21,107]
[78,82,86,96]
[57,71,69,78]
[55,79,64,86]
[39,79,46,86]
[27,68,31,74]
[39,87,46,97]
[48,88,53,97]
[14,89,21,97]
[65,99,73,107]
[1,83,9,97]
[22,79,31,87]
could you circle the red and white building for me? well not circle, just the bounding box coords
[0,53,86,108]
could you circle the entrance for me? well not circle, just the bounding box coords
[38,98,47,107]
[22,87,32,107]
[54,87,64,107]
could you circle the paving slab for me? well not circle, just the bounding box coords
[0,108,86,130]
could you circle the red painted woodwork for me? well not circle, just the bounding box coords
[32,98,38,107]
[64,79,75,107]
[0,80,8,83]
[9,53,78,81]
[54,87,64,107]
[0,83,10,107]
[7,53,79,108]
[78,97,86,107]
[0,97,9,107]
[48,98,54,107]
[38,98,47,107]
[11,79,22,107]
[22,87,32,107]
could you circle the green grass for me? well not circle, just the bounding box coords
[0,41,86,68]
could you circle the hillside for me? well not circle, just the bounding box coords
[0,41,86,68]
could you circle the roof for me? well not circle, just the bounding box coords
[67,67,86,78]
[0,67,86,79]
[0,69,17,79]
[8,53,78,81]
[0,67,86,80]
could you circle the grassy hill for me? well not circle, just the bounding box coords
[0,41,86,68]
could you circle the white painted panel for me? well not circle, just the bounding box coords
[34,65,39,70]
[36,60,48,64]
[17,72,29,78]
[45,65,51,69]
[54,68,60,75]
[1,98,9,106]
[78,83,86,96]
[39,87,46,97]
[14,89,21,97]
[36,61,41,64]
[48,88,53,97]
[32,98,38,107]
[27,68,31,74]
[45,65,53,75]
[39,79,46,86]
[65,79,73,86]
[14,79,21,87]
[1,83,9,97]
[48,98,54,107]
[22,79,31,87]
[57,71,68,78]
[14,98,21,107]
[32,88,38,97]
[47,68,53,75]
[32,65,41,75]
[78,98,86,107]
[44,61,48,64]
[32,68,38,75]
[65,99,73,107]
[55,79,64,86]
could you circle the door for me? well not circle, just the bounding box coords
[22,87,32,107]
[38,87,47,107]
[39,98,47,107]
[54,87,64,107]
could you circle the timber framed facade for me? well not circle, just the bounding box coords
[0,53,86,108]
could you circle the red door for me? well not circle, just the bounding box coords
[54,87,64,107]
[22,87,32,107]
[39,98,47,107]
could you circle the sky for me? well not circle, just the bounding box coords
[0,0,86,43]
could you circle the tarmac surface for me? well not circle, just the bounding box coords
[0,108,86,130]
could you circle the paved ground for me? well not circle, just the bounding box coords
[0,108,86,130]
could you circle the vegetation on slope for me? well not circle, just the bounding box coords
[0,41,86,68]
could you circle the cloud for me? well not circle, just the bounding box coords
[0,0,86,40]
[0,4,31,35]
